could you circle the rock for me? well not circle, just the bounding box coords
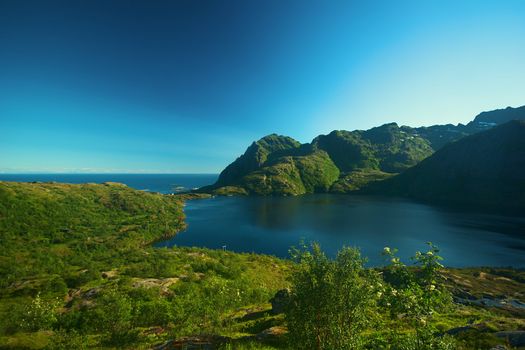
[495,331,525,347]
[131,277,179,293]
[83,287,100,299]
[444,323,488,336]
[101,270,118,279]
[154,335,230,350]
[490,345,508,350]
[270,288,290,314]
[453,288,476,300]
[256,326,287,342]
[489,345,507,350]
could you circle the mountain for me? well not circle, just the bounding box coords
[215,134,302,187]
[203,105,525,196]
[407,105,525,150]
[469,105,525,127]
[204,123,434,195]
[367,120,525,212]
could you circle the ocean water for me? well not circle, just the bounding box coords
[0,173,218,194]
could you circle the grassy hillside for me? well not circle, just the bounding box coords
[208,123,433,195]
[240,150,340,195]
[203,105,525,196]
[0,182,524,349]
[368,120,525,212]
[0,182,290,349]
[214,134,302,187]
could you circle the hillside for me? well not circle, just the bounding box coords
[206,123,434,195]
[469,105,525,127]
[0,182,290,349]
[1,182,524,349]
[367,120,525,212]
[204,105,525,196]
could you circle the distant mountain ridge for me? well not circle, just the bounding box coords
[366,120,525,212]
[201,105,525,198]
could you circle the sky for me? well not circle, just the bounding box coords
[1,0,524,173]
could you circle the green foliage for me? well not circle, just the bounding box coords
[85,288,137,344]
[380,243,454,349]
[212,123,434,195]
[0,182,522,349]
[241,151,340,195]
[370,329,457,350]
[19,293,60,332]
[330,169,393,193]
[216,134,302,186]
[0,182,291,349]
[370,120,525,212]
[44,330,91,350]
[286,243,380,349]
[210,105,525,197]
[285,243,458,350]
[0,181,186,289]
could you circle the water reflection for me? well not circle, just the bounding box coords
[156,194,525,267]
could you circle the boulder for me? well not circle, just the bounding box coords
[256,326,287,342]
[495,331,525,347]
[154,335,230,350]
[444,323,489,336]
[270,288,290,314]
[489,345,507,350]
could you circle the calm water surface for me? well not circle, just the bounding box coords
[157,194,525,267]
[3,174,524,267]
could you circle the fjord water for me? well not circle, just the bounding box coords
[3,174,524,267]
[157,194,525,267]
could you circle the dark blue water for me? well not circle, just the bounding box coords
[0,173,217,194]
[3,174,524,267]
[156,194,525,267]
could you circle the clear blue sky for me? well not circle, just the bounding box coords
[1,0,524,173]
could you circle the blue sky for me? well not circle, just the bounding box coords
[1,0,524,173]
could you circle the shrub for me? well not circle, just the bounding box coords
[285,243,380,350]
[380,243,455,349]
[20,293,60,332]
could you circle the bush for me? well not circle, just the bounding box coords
[20,293,60,332]
[285,243,380,350]
[380,243,455,349]
[285,242,455,350]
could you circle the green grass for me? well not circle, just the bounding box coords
[0,181,524,349]
[0,182,291,349]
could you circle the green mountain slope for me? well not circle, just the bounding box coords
[367,120,525,211]
[407,105,525,150]
[215,134,301,186]
[469,105,525,126]
[0,181,186,285]
[240,149,340,195]
[208,123,433,195]
[0,182,291,349]
[205,105,525,196]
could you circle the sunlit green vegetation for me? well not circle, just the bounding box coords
[0,181,524,349]
[0,182,290,349]
[206,123,435,195]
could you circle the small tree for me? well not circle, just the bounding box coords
[381,242,454,349]
[286,243,380,350]
[20,293,60,332]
